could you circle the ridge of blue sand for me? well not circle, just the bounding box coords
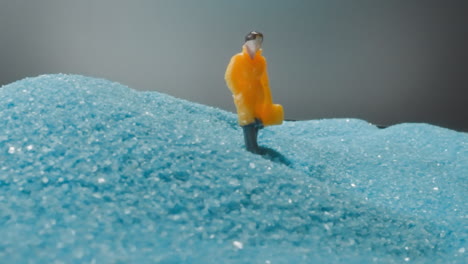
[0,74,466,263]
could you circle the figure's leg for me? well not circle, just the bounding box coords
[242,123,260,154]
[253,118,263,144]
[254,118,264,130]
[242,119,264,154]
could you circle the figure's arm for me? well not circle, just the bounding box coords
[260,57,273,106]
[225,54,256,126]
[225,54,243,94]
[259,56,284,126]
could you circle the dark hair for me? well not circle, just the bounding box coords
[245,31,263,42]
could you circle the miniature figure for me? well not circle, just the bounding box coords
[225,31,284,154]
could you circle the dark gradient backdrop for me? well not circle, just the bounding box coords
[1,0,467,131]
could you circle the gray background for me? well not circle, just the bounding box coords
[1,0,467,131]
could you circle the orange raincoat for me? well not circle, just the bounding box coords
[225,46,284,126]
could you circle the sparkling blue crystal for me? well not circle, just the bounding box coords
[0,74,466,263]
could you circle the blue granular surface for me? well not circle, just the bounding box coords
[0,74,466,263]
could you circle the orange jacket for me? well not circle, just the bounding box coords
[225,46,284,126]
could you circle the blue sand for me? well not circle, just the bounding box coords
[0,74,466,263]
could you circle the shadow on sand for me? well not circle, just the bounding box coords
[259,146,291,166]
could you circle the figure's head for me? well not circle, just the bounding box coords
[244,31,263,59]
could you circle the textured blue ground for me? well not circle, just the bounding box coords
[0,74,466,263]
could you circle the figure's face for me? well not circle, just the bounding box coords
[244,31,263,59]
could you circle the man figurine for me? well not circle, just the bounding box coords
[225,31,284,154]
